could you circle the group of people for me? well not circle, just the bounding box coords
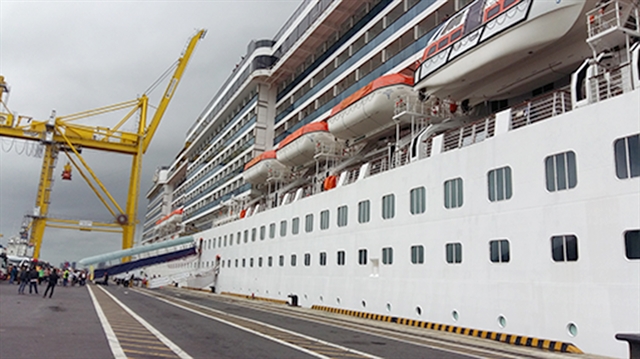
[7,264,87,298]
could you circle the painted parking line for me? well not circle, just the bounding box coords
[96,286,193,359]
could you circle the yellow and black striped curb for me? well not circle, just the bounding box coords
[182,286,212,293]
[221,291,288,305]
[311,305,582,354]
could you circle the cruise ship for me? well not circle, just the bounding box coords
[139,0,640,357]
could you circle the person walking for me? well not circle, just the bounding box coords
[9,265,18,284]
[62,268,69,287]
[28,266,39,294]
[43,268,60,299]
[17,266,29,294]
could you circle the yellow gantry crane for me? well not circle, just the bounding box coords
[0,29,206,260]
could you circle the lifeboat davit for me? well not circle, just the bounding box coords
[243,150,289,185]
[327,73,414,140]
[276,122,335,167]
[414,0,593,104]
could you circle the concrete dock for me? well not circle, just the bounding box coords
[0,281,616,359]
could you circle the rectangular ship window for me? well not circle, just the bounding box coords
[488,166,512,202]
[489,239,510,263]
[358,249,367,265]
[292,217,300,235]
[337,250,346,265]
[410,187,426,214]
[382,247,393,265]
[291,254,297,267]
[237,232,241,245]
[446,243,462,264]
[269,223,276,239]
[614,134,640,179]
[268,256,273,267]
[320,210,330,230]
[410,245,424,264]
[279,255,284,267]
[551,235,579,262]
[244,230,248,243]
[304,253,311,266]
[625,230,640,259]
[260,226,265,240]
[251,228,257,242]
[319,252,327,266]
[545,151,577,191]
[337,205,348,227]
[382,194,395,219]
[280,220,287,237]
[305,214,314,233]
[358,200,370,223]
[444,178,463,208]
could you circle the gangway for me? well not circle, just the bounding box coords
[78,235,196,278]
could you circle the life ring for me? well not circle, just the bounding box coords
[323,175,337,191]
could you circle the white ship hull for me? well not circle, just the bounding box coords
[145,89,640,358]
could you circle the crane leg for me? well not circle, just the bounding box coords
[31,144,58,259]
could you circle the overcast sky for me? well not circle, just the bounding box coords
[0,0,302,266]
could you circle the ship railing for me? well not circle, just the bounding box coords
[368,154,390,176]
[589,62,633,102]
[443,116,496,152]
[587,0,640,40]
[342,167,361,186]
[315,143,345,159]
[510,89,572,130]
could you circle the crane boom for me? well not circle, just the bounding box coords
[143,29,206,153]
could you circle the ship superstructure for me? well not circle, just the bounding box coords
[141,1,640,357]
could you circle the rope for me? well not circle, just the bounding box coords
[144,60,179,96]
[14,140,25,155]
[1,138,14,152]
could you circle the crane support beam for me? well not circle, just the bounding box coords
[30,144,58,259]
[0,126,140,154]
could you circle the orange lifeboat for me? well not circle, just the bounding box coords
[327,73,414,140]
[276,121,335,167]
[243,150,289,185]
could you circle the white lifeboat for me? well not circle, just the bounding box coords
[243,150,289,185]
[414,0,593,104]
[276,122,335,167]
[327,74,414,140]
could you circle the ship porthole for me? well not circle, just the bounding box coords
[416,306,422,316]
[497,315,507,328]
[386,303,392,312]
[319,295,324,302]
[304,294,308,300]
[336,297,341,304]
[361,300,367,308]
[452,310,459,322]
[567,322,578,337]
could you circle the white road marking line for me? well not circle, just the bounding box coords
[87,285,127,359]
[137,289,383,359]
[97,286,193,359]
